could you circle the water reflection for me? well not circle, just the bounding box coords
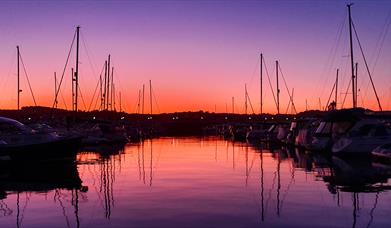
[0,161,84,228]
[276,147,391,228]
[0,137,390,227]
[135,140,156,186]
[0,161,82,194]
[77,143,125,220]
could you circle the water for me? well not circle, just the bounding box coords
[1,137,391,228]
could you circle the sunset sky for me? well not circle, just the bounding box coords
[0,0,390,113]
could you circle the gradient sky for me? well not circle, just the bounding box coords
[0,0,390,113]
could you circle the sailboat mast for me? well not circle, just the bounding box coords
[119,91,122,112]
[71,67,74,111]
[355,62,358,105]
[276,60,280,114]
[149,80,152,115]
[232,96,234,114]
[137,90,141,114]
[99,73,103,110]
[245,84,248,115]
[110,67,114,111]
[142,84,145,114]
[335,69,339,109]
[305,99,308,111]
[291,88,294,114]
[17,46,20,110]
[260,53,263,115]
[106,55,111,110]
[103,60,107,110]
[54,72,58,108]
[347,4,356,108]
[113,83,116,111]
[74,26,80,112]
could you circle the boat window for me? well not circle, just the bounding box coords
[352,124,373,136]
[315,122,332,134]
[372,125,389,136]
[0,122,23,134]
[267,125,275,132]
[315,122,325,134]
[308,120,320,130]
[332,121,353,134]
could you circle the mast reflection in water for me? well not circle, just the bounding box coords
[0,137,391,227]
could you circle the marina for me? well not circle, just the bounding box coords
[0,1,391,227]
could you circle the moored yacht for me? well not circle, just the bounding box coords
[307,109,364,151]
[79,122,129,146]
[332,120,391,155]
[294,119,320,148]
[0,117,81,161]
[246,123,271,142]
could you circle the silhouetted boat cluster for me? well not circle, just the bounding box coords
[0,117,81,162]
[216,108,391,162]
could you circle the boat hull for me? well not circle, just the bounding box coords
[0,136,82,162]
[332,136,391,155]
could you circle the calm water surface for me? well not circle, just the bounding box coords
[1,137,391,228]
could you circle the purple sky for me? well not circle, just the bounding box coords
[0,0,390,113]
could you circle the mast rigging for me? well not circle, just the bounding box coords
[72,26,80,112]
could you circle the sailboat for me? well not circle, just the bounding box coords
[310,5,389,154]
[0,30,85,162]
